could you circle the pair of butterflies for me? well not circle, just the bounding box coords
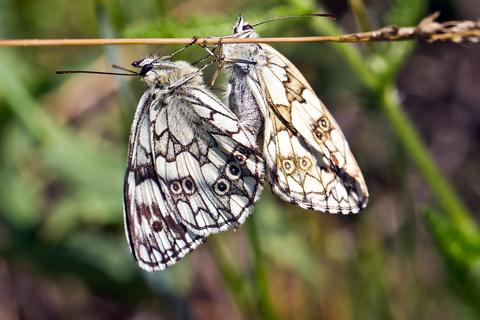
[123,14,369,272]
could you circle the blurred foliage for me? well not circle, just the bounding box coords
[0,0,480,319]
[423,207,480,311]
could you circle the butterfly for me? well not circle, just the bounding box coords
[211,14,368,214]
[123,56,264,272]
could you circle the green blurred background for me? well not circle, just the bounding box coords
[1,0,480,319]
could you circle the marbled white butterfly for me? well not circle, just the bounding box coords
[211,14,368,214]
[123,56,264,272]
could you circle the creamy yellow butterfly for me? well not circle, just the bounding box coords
[213,14,368,214]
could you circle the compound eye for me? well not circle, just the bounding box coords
[139,63,153,75]
[243,24,254,31]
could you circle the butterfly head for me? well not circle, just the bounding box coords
[232,13,258,39]
[132,56,202,88]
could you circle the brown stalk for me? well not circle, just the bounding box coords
[0,13,479,47]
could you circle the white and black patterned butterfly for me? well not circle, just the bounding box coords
[211,14,368,214]
[123,56,264,272]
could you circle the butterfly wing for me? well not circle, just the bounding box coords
[124,71,264,272]
[150,85,264,236]
[124,92,206,272]
[258,44,368,213]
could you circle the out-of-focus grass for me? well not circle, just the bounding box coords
[0,0,480,319]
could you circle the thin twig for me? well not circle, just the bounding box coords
[0,36,413,47]
[0,13,479,47]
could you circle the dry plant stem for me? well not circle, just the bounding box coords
[0,34,434,46]
[1,16,479,47]
[0,36,402,46]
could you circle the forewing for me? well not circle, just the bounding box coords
[124,92,205,272]
[259,44,369,214]
[151,86,264,236]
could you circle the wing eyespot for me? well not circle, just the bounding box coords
[233,147,248,163]
[182,177,196,195]
[235,154,246,162]
[319,117,330,130]
[214,179,231,195]
[299,156,312,171]
[282,159,296,175]
[236,146,247,155]
[170,181,183,195]
[226,162,242,180]
[152,221,164,232]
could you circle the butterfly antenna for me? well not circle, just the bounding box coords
[54,70,138,76]
[112,64,138,74]
[253,14,336,27]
